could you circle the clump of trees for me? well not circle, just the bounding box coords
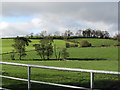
[81,29,109,38]
[53,44,62,60]
[12,36,31,60]
[11,36,70,60]
[33,37,53,60]
[33,37,70,60]
[80,40,91,47]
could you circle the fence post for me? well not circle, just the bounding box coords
[90,72,94,90]
[28,66,31,90]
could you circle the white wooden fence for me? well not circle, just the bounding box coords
[0,62,120,90]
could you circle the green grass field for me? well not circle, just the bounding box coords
[2,47,118,60]
[2,60,119,89]
[1,39,118,60]
[2,39,68,53]
[69,38,118,46]
[1,38,120,89]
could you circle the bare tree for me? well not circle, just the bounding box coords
[40,30,47,36]
[76,30,82,37]
[54,31,60,36]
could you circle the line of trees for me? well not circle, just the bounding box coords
[11,36,69,60]
[27,28,110,39]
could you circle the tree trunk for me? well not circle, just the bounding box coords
[58,51,61,61]
[54,44,58,59]
[19,55,21,60]
[47,56,49,60]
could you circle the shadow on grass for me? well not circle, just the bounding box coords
[12,58,107,61]
[2,78,120,90]
[12,59,62,61]
[66,58,107,61]
[94,79,120,90]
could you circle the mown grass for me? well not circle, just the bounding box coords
[1,39,68,53]
[2,47,118,60]
[2,60,119,89]
[68,47,118,60]
[1,38,120,89]
[69,38,118,46]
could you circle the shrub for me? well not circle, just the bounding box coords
[101,44,109,47]
[80,40,91,47]
[66,43,70,48]
[70,44,78,47]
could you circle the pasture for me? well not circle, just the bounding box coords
[1,39,118,60]
[2,60,119,89]
[2,39,67,53]
[1,38,120,89]
[69,38,118,46]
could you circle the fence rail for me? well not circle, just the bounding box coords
[1,62,120,90]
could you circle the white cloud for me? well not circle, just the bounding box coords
[31,18,43,28]
[1,2,118,37]
[0,22,9,29]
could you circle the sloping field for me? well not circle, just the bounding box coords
[1,38,119,89]
[1,39,118,60]
[69,38,118,46]
[2,39,67,53]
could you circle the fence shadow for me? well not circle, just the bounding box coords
[2,78,120,90]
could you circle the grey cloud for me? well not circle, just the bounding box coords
[1,2,118,37]
[2,2,117,23]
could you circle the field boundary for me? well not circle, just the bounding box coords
[1,62,120,90]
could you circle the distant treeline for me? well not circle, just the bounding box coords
[1,36,112,39]
[2,28,120,41]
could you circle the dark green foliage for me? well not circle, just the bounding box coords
[66,43,78,48]
[33,44,43,59]
[53,44,61,60]
[78,28,110,38]
[10,50,15,60]
[70,44,78,47]
[12,37,31,60]
[33,37,53,60]
[61,48,69,59]
[66,43,70,48]
[80,40,91,47]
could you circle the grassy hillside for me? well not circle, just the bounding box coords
[1,39,118,60]
[69,38,118,46]
[1,38,119,89]
[2,39,68,53]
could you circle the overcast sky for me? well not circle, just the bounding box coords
[0,2,118,37]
